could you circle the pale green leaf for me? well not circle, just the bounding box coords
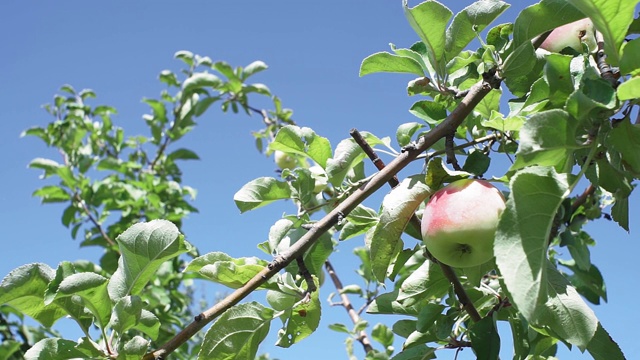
[445,1,510,61]
[24,338,88,360]
[369,175,431,282]
[587,322,626,360]
[198,302,274,360]
[495,166,570,321]
[617,76,640,101]
[276,285,321,347]
[107,220,187,300]
[268,125,331,168]
[233,177,292,213]
[403,0,453,78]
[325,132,386,187]
[359,52,424,77]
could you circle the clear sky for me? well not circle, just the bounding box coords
[1,1,638,359]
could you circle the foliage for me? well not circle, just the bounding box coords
[2,0,640,359]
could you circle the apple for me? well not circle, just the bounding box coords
[539,18,597,53]
[274,150,297,170]
[421,179,506,268]
[309,165,328,193]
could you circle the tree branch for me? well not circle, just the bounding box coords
[143,76,497,359]
[324,260,374,354]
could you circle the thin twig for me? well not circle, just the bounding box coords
[296,257,317,293]
[325,260,374,354]
[73,193,115,247]
[445,133,462,171]
[350,129,481,322]
[142,75,498,360]
[417,133,501,160]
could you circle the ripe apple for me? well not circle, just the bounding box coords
[539,18,597,53]
[274,150,297,170]
[421,179,506,268]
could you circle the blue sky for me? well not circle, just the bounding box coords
[1,1,638,359]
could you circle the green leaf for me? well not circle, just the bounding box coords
[48,272,111,328]
[167,148,200,161]
[512,0,584,48]
[118,336,149,358]
[606,119,640,174]
[372,323,394,349]
[617,76,640,101]
[495,166,570,322]
[359,52,424,77]
[544,54,574,107]
[369,175,431,282]
[233,177,292,213]
[32,185,70,203]
[107,220,187,300]
[469,316,500,360]
[340,204,379,241]
[559,259,607,304]
[424,157,471,189]
[620,38,640,76]
[403,0,453,78]
[0,263,67,327]
[109,296,143,335]
[24,338,89,360]
[503,41,545,97]
[198,302,274,360]
[275,285,321,347]
[367,289,425,317]
[390,345,436,360]
[416,303,445,332]
[326,132,386,187]
[408,101,447,125]
[268,125,331,168]
[444,1,509,61]
[243,60,268,79]
[510,109,582,172]
[531,263,597,348]
[396,122,425,147]
[587,322,626,360]
[462,150,491,177]
[184,252,278,290]
[28,158,61,178]
[396,261,449,306]
[182,72,223,94]
[566,0,639,66]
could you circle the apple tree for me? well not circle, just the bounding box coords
[1,0,639,359]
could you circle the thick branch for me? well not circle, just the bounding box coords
[325,260,374,354]
[143,77,496,360]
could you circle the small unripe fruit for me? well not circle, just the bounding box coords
[309,165,328,193]
[421,179,506,268]
[274,150,297,170]
[539,18,597,53]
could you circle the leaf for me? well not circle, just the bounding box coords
[109,296,144,335]
[396,122,425,147]
[184,252,278,290]
[268,125,331,168]
[243,60,268,78]
[359,52,425,77]
[275,284,321,347]
[587,322,626,360]
[0,263,67,327]
[198,302,274,360]
[566,0,639,66]
[390,345,437,360]
[510,109,583,172]
[397,261,449,306]
[28,158,61,178]
[408,101,447,125]
[495,166,570,322]
[619,38,640,76]
[24,338,88,360]
[616,76,640,101]
[369,175,431,282]
[367,289,424,317]
[469,316,500,360]
[403,0,453,78]
[511,0,585,48]
[531,263,597,348]
[325,132,386,187]
[503,41,545,97]
[167,148,200,161]
[48,272,111,328]
[544,54,574,107]
[32,185,70,203]
[233,177,292,213]
[340,205,379,241]
[107,220,187,300]
[444,1,510,61]
[182,72,222,94]
[606,119,640,173]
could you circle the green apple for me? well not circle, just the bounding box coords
[309,165,328,193]
[539,18,597,53]
[274,150,297,170]
[421,179,506,268]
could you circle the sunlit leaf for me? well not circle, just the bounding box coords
[233,177,292,213]
[360,52,424,77]
[268,125,332,168]
[24,338,88,360]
